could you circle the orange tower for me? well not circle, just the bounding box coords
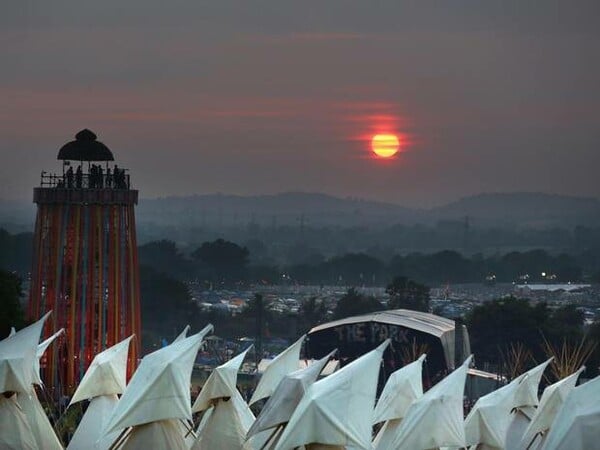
[28,129,141,394]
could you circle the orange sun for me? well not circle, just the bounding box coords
[371,134,399,158]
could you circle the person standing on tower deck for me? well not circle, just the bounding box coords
[75,165,82,188]
[66,166,74,188]
[105,167,112,188]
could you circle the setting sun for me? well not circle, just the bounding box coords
[371,134,399,158]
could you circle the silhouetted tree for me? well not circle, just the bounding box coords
[0,269,25,338]
[333,288,383,319]
[192,238,249,283]
[298,296,329,331]
[386,276,430,312]
[138,239,193,279]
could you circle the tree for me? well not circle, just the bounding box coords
[138,240,193,279]
[139,265,198,348]
[333,288,383,320]
[0,269,25,338]
[298,296,328,331]
[192,239,249,283]
[465,296,551,366]
[386,276,430,312]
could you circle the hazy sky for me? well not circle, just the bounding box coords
[2,1,599,207]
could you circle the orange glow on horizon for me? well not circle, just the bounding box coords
[371,134,400,158]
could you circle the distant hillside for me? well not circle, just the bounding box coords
[136,192,425,228]
[2,192,600,232]
[431,192,600,227]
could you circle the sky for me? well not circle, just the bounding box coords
[1,1,600,207]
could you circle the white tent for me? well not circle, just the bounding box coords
[173,325,191,343]
[247,349,336,440]
[68,394,120,450]
[103,325,212,436]
[0,311,51,394]
[192,346,253,413]
[505,358,553,449]
[249,335,305,405]
[18,390,64,450]
[33,328,64,386]
[273,340,390,450]
[191,347,256,450]
[514,358,553,409]
[373,354,425,424]
[464,371,528,448]
[519,366,584,450]
[67,336,134,450]
[540,374,600,450]
[372,354,425,450]
[386,355,473,450]
[192,390,255,450]
[0,393,38,450]
[69,335,133,405]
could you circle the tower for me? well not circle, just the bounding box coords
[28,129,141,393]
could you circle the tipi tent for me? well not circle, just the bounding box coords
[372,354,425,450]
[519,367,584,450]
[191,346,255,450]
[249,335,305,405]
[246,349,336,445]
[103,326,212,449]
[273,340,390,450]
[385,355,473,450]
[67,335,134,450]
[539,374,600,450]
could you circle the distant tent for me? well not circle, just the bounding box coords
[67,336,134,450]
[372,354,425,450]
[520,367,584,450]
[249,335,305,405]
[386,355,473,450]
[274,340,390,450]
[541,374,600,450]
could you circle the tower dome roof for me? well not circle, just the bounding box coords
[57,129,114,161]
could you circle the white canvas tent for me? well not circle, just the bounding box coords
[539,374,600,450]
[67,336,134,450]
[103,325,212,436]
[0,311,51,394]
[33,328,64,386]
[385,355,473,450]
[373,354,425,424]
[519,367,584,450]
[191,347,255,450]
[247,349,337,441]
[372,354,425,450]
[273,340,390,450]
[0,394,38,450]
[249,335,305,405]
[464,358,552,449]
[173,325,191,343]
[192,346,252,413]
[70,335,133,405]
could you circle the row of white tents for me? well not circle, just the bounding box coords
[1,312,599,449]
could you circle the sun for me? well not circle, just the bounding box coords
[371,134,399,158]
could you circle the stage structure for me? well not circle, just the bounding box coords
[28,129,141,394]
